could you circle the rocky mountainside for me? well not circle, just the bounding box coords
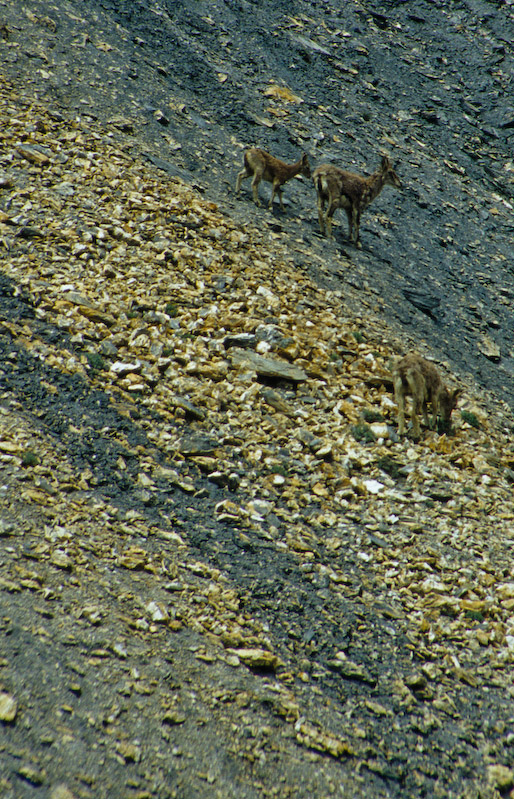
[1,2,514,799]
[4,0,514,402]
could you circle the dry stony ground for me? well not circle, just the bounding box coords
[2,3,514,799]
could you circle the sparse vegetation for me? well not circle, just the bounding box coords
[465,609,485,623]
[270,463,288,477]
[362,408,384,423]
[351,423,376,443]
[166,301,179,317]
[86,352,105,372]
[1,1,514,796]
[376,455,402,480]
[461,410,481,429]
[21,451,39,467]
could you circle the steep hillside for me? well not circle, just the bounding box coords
[3,0,514,403]
[2,2,514,799]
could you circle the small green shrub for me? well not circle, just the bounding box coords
[21,451,39,467]
[352,330,365,344]
[362,408,384,424]
[461,410,480,429]
[465,609,484,623]
[376,455,402,480]
[165,302,179,318]
[269,463,288,477]
[351,423,376,443]
[86,352,105,372]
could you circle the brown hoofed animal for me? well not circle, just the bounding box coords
[392,352,461,439]
[313,155,401,246]
[235,148,311,211]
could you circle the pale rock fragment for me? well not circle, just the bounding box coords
[215,499,249,524]
[16,144,50,165]
[0,691,18,722]
[369,422,390,439]
[110,360,142,376]
[116,740,141,762]
[247,499,273,518]
[497,583,514,599]
[260,388,295,416]
[226,647,282,671]
[327,653,376,685]
[230,349,307,382]
[50,549,73,570]
[50,785,77,799]
[295,720,355,758]
[487,764,514,791]
[479,335,500,362]
[362,479,385,494]
[145,601,169,623]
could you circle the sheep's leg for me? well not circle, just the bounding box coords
[326,199,339,239]
[406,370,423,439]
[393,375,406,436]
[345,207,353,241]
[235,166,251,196]
[271,182,284,211]
[251,170,263,206]
[429,394,439,429]
[352,206,361,247]
[317,193,326,234]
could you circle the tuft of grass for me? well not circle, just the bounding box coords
[269,463,288,477]
[362,408,384,424]
[165,302,179,318]
[352,330,365,344]
[376,455,402,480]
[465,609,484,623]
[461,410,480,430]
[86,352,105,372]
[21,451,39,467]
[351,423,376,443]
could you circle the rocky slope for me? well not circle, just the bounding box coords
[2,2,514,798]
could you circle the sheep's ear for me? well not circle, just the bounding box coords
[382,155,390,168]
[452,388,463,407]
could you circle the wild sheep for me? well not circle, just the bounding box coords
[235,147,311,211]
[313,155,401,246]
[392,352,461,438]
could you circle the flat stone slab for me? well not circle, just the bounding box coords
[230,348,307,382]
